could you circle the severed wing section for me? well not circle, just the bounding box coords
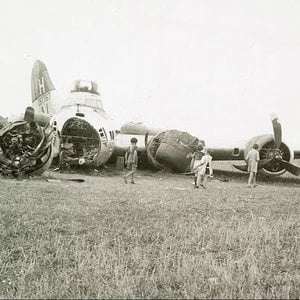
[113,122,164,155]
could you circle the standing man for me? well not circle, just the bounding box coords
[123,137,138,184]
[246,143,260,188]
[195,148,213,189]
[187,144,205,187]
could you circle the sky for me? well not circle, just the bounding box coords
[1,0,300,149]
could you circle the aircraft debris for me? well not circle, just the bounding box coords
[46,179,62,183]
[166,187,188,190]
[0,109,53,177]
[66,178,85,182]
[46,177,85,183]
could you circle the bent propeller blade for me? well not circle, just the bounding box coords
[280,160,300,176]
[270,113,282,149]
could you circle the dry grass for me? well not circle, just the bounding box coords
[0,162,300,299]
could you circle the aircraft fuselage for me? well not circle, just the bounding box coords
[52,90,115,168]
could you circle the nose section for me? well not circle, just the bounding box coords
[60,117,100,166]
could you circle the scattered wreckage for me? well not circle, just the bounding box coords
[0,107,54,177]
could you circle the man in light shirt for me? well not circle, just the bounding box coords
[186,144,205,187]
[246,143,260,188]
[195,148,213,189]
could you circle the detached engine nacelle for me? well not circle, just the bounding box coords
[244,134,293,176]
[146,130,203,173]
[0,107,54,177]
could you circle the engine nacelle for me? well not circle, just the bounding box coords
[146,130,202,173]
[244,134,293,176]
[120,122,163,136]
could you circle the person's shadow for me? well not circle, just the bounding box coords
[212,168,300,187]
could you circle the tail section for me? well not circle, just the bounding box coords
[31,60,56,115]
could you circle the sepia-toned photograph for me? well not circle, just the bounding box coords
[0,0,299,298]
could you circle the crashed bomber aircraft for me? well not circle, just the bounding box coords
[0,59,300,177]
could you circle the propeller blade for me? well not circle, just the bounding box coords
[24,106,35,123]
[257,158,273,169]
[280,160,300,176]
[234,159,273,172]
[233,164,248,172]
[270,113,282,149]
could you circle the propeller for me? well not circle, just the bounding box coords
[233,158,274,172]
[234,114,300,176]
[270,113,282,149]
[257,158,273,169]
[280,160,300,176]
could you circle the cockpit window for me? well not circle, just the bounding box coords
[80,80,92,90]
[85,98,103,109]
[63,97,103,110]
[64,98,82,106]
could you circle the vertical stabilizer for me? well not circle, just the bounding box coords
[31,60,56,115]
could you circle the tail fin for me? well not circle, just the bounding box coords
[31,60,56,115]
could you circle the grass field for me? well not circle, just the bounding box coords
[0,162,300,299]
